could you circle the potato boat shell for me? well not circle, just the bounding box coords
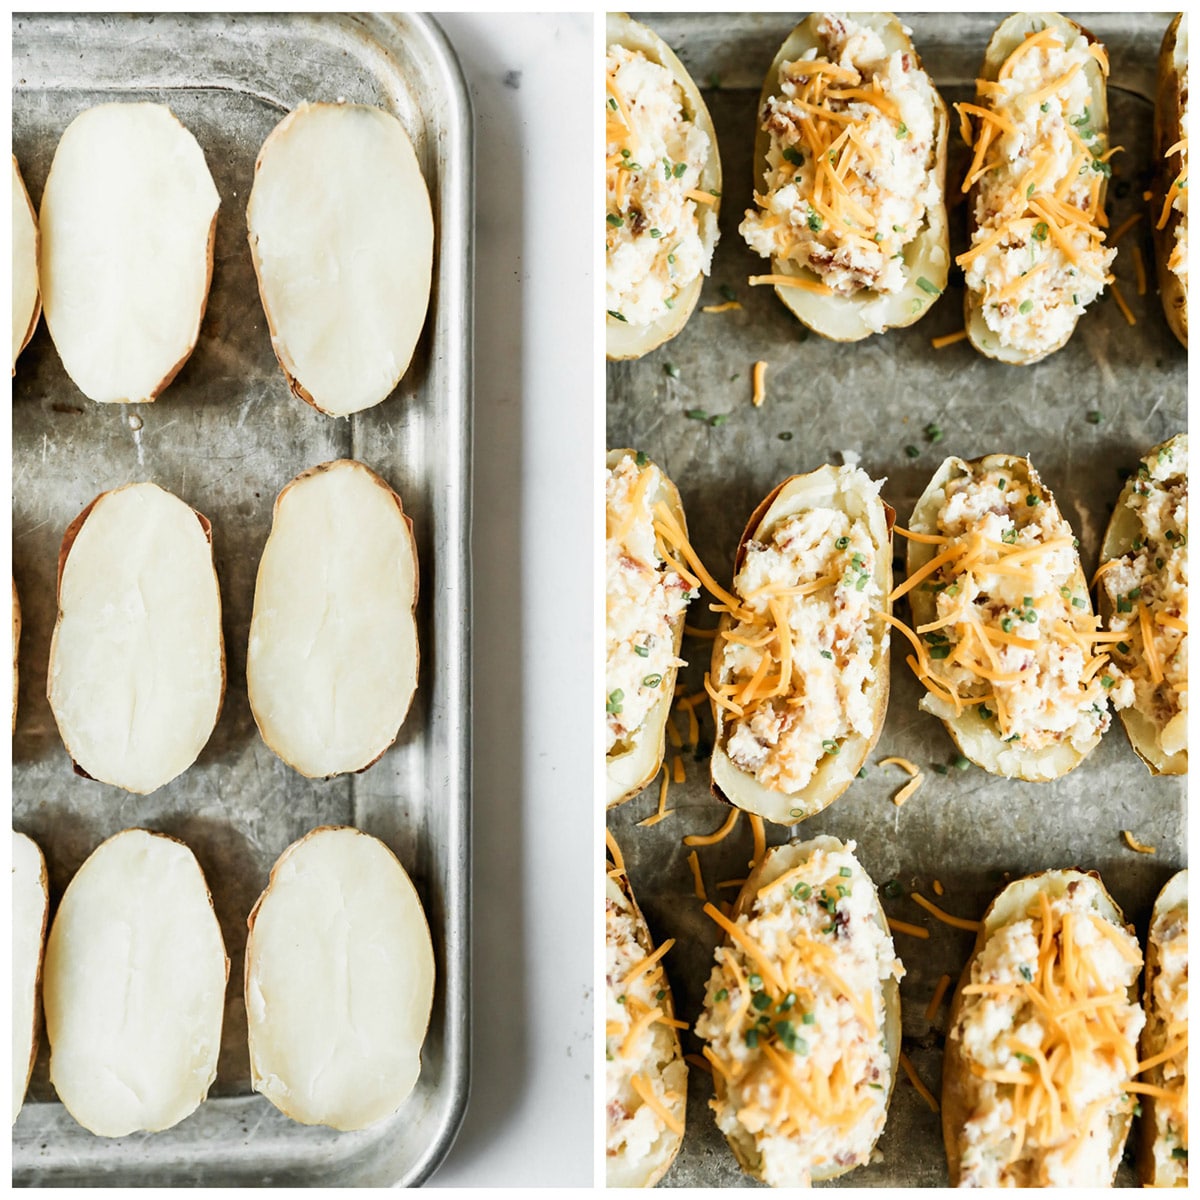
[751,13,950,340]
[942,868,1137,1186]
[1153,14,1188,348]
[709,467,893,824]
[1097,433,1187,775]
[12,831,48,1124]
[1138,869,1188,1186]
[12,577,19,734]
[712,836,901,1183]
[606,448,690,808]
[11,155,40,374]
[963,13,1109,365]
[906,454,1098,780]
[605,848,686,1186]
[47,483,226,794]
[605,12,721,361]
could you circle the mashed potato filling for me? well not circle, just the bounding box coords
[958,25,1115,356]
[1101,439,1187,756]
[606,46,713,326]
[741,13,941,296]
[713,480,881,794]
[953,877,1144,1186]
[605,883,685,1169]
[696,841,901,1188]
[605,453,691,755]
[910,463,1109,752]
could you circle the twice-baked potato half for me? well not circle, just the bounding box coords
[1137,869,1188,1187]
[696,836,902,1186]
[606,13,720,360]
[1096,434,1187,775]
[1154,14,1188,347]
[606,449,693,808]
[12,830,48,1124]
[957,13,1114,364]
[708,465,893,824]
[942,869,1144,1186]
[11,156,39,375]
[605,834,686,1186]
[898,454,1107,780]
[741,12,950,339]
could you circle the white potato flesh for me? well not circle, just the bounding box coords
[12,156,40,373]
[247,460,418,778]
[247,102,433,416]
[12,831,48,1124]
[245,826,435,1131]
[38,102,218,404]
[47,482,225,794]
[42,829,228,1137]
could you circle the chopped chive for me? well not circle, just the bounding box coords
[606,213,623,227]
[928,644,951,659]
[778,431,794,441]
[807,211,823,232]
[714,987,728,1002]
[606,690,624,714]
[1019,299,1034,314]
[822,739,839,754]
[607,309,627,322]
[793,882,811,899]
[801,1011,816,1026]
[635,450,648,467]
[642,673,662,688]
[649,227,661,238]
[924,422,943,443]
[896,121,908,138]
[954,755,970,771]
[719,284,737,302]
[839,866,853,878]
[1072,596,1086,608]
[857,767,868,779]
[916,276,941,296]
[1086,410,1102,424]
[782,146,804,166]
[835,536,850,549]
[820,650,833,660]
[1026,494,1040,506]
[633,644,649,658]
[672,161,686,179]
[905,444,920,458]
[882,879,903,899]
[933,763,948,775]
[745,1029,759,1049]
[1116,641,1130,655]
[685,408,708,421]
[664,362,680,379]
[709,413,728,427]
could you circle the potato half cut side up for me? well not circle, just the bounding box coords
[605,835,687,1186]
[697,836,902,1186]
[901,454,1103,780]
[38,102,218,402]
[1153,13,1188,348]
[709,466,893,824]
[247,460,419,778]
[247,102,434,416]
[743,13,950,340]
[46,482,225,794]
[12,831,48,1124]
[942,869,1143,1185]
[11,155,40,374]
[245,827,435,1131]
[958,13,1112,364]
[1138,870,1188,1186]
[605,12,721,360]
[605,448,692,808]
[42,829,228,1137]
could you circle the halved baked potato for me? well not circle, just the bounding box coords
[606,449,693,808]
[1137,869,1188,1187]
[696,836,902,1186]
[742,12,950,339]
[605,834,686,1186]
[1096,433,1187,775]
[46,482,225,794]
[708,465,893,824]
[1153,14,1188,348]
[11,155,40,374]
[605,13,720,360]
[900,454,1105,780]
[12,830,48,1124]
[957,13,1113,364]
[942,869,1143,1186]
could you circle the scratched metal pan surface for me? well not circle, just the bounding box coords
[12,11,471,1187]
[606,11,1185,1188]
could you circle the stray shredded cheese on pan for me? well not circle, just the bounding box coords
[900,1050,940,1112]
[751,360,767,408]
[1121,829,1156,854]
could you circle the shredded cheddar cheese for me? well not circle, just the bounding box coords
[900,1051,940,1112]
[1121,829,1156,854]
[751,360,767,408]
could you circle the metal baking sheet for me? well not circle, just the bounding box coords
[12,12,471,1187]
[607,11,1185,1188]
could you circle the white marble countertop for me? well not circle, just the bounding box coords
[428,13,595,1188]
